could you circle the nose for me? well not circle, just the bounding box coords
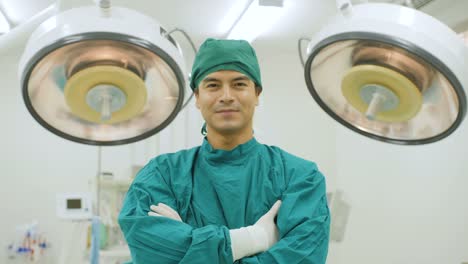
[219,84,234,103]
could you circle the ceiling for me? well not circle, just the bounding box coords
[1,0,468,52]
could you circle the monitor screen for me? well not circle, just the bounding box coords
[67,198,82,209]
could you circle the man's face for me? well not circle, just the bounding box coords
[195,70,260,135]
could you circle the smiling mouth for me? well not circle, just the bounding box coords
[216,110,238,113]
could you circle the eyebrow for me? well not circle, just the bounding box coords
[232,76,250,82]
[201,76,251,83]
[201,77,220,83]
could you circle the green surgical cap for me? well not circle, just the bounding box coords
[190,38,262,91]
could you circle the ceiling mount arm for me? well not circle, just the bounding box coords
[336,0,353,15]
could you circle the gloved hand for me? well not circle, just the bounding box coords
[148,203,182,222]
[229,200,282,261]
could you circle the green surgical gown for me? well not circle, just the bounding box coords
[119,138,330,263]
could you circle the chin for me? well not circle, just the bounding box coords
[218,127,242,134]
[213,124,243,134]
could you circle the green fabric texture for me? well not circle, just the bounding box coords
[190,38,262,90]
[118,138,330,264]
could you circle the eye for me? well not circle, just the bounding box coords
[234,82,248,87]
[206,83,219,88]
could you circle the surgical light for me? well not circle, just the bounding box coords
[301,1,468,145]
[18,1,188,145]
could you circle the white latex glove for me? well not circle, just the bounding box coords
[148,203,182,222]
[229,200,282,261]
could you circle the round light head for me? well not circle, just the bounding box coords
[19,6,186,145]
[305,4,467,145]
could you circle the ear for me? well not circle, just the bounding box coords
[255,87,261,106]
[194,90,200,109]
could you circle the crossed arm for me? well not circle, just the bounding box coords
[118,162,330,264]
[149,200,282,261]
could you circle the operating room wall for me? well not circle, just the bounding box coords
[331,120,468,263]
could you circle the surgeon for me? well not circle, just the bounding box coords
[118,38,330,264]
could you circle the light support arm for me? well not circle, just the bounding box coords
[336,0,353,15]
[164,28,198,110]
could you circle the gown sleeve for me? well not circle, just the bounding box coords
[238,162,330,264]
[118,158,234,264]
